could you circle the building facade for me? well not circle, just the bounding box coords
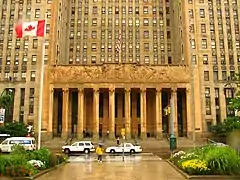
[0,0,239,140]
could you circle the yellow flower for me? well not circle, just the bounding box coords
[181,159,210,173]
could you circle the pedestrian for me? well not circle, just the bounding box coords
[117,137,120,145]
[106,130,109,138]
[96,144,104,163]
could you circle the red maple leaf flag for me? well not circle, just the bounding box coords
[15,20,45,38]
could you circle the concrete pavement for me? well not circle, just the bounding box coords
[37,157,185,180]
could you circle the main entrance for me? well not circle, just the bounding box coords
[51,87,188,139]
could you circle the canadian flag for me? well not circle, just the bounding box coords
[15,20,45,38]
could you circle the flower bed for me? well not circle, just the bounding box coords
[0,145,67,178]
[169,145,240,179]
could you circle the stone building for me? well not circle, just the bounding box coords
[0,0,239,140]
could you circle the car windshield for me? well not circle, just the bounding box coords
[71,143,78,146]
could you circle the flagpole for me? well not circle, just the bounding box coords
[37,19,46,150]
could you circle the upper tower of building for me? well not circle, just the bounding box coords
[50,0,185,66]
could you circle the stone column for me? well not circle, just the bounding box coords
[171,88,178,137]
[77,88,84,139]
[13,87,20,121]
[125,88,131,139]
[62,88,69,139]
[93,88,99,140]
[186,87,192,138]
[109,88,115,140]
[156,88,162,139]
[48,87,54,136]
[140,88,147,139]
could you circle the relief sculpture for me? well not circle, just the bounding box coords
[48,64,190,83]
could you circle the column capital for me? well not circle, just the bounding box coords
[63,88,69,93]
[186,87,190,94]
[78,88,84,94]
[50,88,54,93]
[171,87,177,94]
[125,87,131,93]
[156,87,162,94]
[109,87,115,93]
[140,87,147,93]
[93,87,99,93]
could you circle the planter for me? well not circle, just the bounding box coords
[8,162,68,180]
[167,160,240,180]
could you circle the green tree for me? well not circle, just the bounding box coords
[212,117,240,137]
[0,122,28,137]
[0,93,14,123]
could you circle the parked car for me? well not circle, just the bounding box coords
[62,141,95,154]
[0,137,36,153]
[105,142,142,154]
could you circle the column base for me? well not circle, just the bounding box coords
[126,133,131,140]
[109,132,115,140]
[141,132,147,140]
[77,133,83,140]
[92,133,99,141]
[156,132,163,140]
[174,131,179,138]
[61,132,68,140]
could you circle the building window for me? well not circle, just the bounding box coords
[202,39,207,49]
[35,9,41,18]
[205,87,211,115]
[33,39,38,49]
[31,55,37,65]
[200,9,205,18]
[204,71,209,81]
[30,71,36,81]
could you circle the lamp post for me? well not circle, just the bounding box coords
[189,18,196,148]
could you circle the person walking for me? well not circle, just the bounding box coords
[96,144,104,163]
[116,137,120,145]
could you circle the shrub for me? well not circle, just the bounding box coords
[28,148,51,168]
[204,146,240,175]
[10,144,27,155]
[180,159,210,175]
[6,163,38,177]
[173,145,240,175]
[49,153,57,167]
[0,122,28,137]
[212,117,240,137]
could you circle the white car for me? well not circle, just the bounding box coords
[0,137,36,153]
[105,143,142,154]
[62,141,95,154]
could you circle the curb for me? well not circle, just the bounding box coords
[12,162,68,180]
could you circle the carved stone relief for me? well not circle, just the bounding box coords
[48,64,191,83]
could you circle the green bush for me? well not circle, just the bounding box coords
[28,148,51,168]
[0,147,66,177]
[212,117,240,137]
[10,144,27,155]
[0,122,28,137]
[173,145,240,175]
[204,146,240,175]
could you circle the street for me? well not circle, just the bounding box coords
[37,154,185,180]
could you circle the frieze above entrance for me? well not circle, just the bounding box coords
[48,64,191,83]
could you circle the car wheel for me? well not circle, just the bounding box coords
[130,149,135,154]
[64,148,70,154]
[110,149,115,154]
[84,149,90,154]
[0,148,2,153]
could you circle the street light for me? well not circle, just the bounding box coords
[189,18,196,148]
